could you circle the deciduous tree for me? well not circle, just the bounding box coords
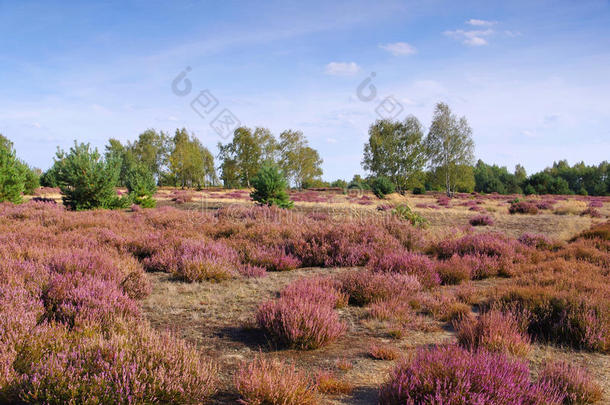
[425,103,475,196]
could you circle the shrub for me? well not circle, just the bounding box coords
[338,270,421,306]
[580,207,601,218]
[51,142,127,210]
[392,204,427,227]
[509,201,539,215]
[256,296,346,350]
[435,255,471,284]
[281,276,347,308]
[367,298,422,328]
[125,163,156,198]
[518,233,553,250]
[578,222,610,241]
[120,270,152,300]
[315,370,354,395]
[469,214,494,226]
[490,288,608,351]
[454,310,530,357]
[235,354,318,405]
[538,361,603,405]
[12,323,218,404]
[238,264,267,278]
[368,252,440,288]
[41,272,139,330]
[368,343,401,360]
[412,186,425,195]
[379,345,563,405]
[246,246,301,272]
[371,176,395,198]
[250,163,293,209]
[144,239,240,282]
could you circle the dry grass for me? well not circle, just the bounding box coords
[17,187,609,404]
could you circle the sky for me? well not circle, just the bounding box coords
[1,0,609,181]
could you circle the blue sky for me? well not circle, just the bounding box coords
[1,0,609,180]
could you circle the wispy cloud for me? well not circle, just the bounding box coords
[379,42,417,56]
[466,19,496,27]
[324,62,361,76]
[444,28,494,46]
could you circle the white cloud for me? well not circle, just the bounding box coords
[466,19,496,27]
[444,29,494,46]
[326,137,338,143]
[324,62,361,76]
[379,42,417,56]
[504,30,522,38]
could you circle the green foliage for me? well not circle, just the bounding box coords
[392,204,427,227]
[426,165,475,193]
[165,128,216,188]
[474,160,522,194]
[425,103,475,196]
[250,163,293,208]
[371,176,395,198]
[52,142,126,210]
[218,127,278,188]
[20,164,40,195]
[0,136,25,203]
[124,163,157,207]
[330,179,348,189]
[412,186,425,195]
[348,175,371,191]
[362,117,426,192]
[278,130,323,188]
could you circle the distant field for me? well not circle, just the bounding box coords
[8,188,609,404]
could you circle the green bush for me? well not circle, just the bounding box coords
[125,163,157,207]
[371,176,396,198]
[412,186,425,195]
[20,164,40,195]
[52,142,126,210]
[392,204,427,227]
[250,163,293,208]
[0,136,26,203]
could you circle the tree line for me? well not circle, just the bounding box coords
[0,100,608,209]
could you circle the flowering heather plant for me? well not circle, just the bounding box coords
[368,252,440,288]
[436,195,451,207]
[518,233,553,250]
[490,287,608,352]
[13,323,218,404]
[246,246,301,272]
[469,214,494,226]
[509,201,539,215]
[256,295,346,350]
[538,361,603,405]
[434,255,472,284]
[338,270,421,306]
[454,310,530,357]
[235,354,318,405]
[580,207,602,218]
[379,345,564,405]
[588,200,603,208]
[120,270,152,299]
[174,239,240,282]
[145,239,240,282]
[281,276,348,308]
[238,264,267,278]
[429,233,527,277]
[41,272,139,329]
